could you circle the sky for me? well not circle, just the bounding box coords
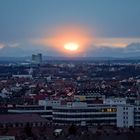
[0,0,140,57]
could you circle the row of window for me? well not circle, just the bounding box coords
[54,108,116,113]
[46,106,52,110]
[39,112,52,115]
[53,114,116,118]
[54,119,116,124]
[0,122,47,128]
[134,112,140,115]
[11,106,44,110]
[8,111,52,115]
[134,116,140,119]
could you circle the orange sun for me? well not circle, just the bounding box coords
[64,42,79,51]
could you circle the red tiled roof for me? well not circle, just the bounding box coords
[33,94,48,100]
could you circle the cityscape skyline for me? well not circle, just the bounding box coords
[1,1,140,139]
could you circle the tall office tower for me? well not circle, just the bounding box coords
[32,53,42,64]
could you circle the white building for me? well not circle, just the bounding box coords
[117,105,134,128]
[103,98,127,105]
[12,74,32,78]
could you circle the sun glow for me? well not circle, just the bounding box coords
[32,25,93,56]
[64,43,79,51]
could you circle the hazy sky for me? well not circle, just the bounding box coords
[0,0,140,56]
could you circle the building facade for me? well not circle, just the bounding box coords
[6,98,140,128]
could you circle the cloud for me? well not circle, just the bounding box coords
[32,32,140,49]
[0,42,20,49]
[0,43,5,49]
[1,37,140,58]
[8,43,20,48]
[93,38,140,48]
[84,42,140,57]
[30,34,140,57]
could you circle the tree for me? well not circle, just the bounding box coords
[24,122,33,137]
[68,124,77,135]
